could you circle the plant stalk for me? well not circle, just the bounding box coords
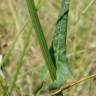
[26,0,56,81]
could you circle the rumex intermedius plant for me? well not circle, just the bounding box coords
[26,0,71,96]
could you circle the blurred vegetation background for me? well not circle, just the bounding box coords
[0,0,96,96]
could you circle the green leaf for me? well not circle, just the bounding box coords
[33,65,48,95]
[49,0,72,90]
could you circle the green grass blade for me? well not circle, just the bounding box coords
[8,22,32,95]
[26,0,56,81]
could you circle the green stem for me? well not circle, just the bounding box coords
[8,24,32,96]
[26,0,56,80]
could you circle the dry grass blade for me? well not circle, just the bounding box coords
[51,73,96,96]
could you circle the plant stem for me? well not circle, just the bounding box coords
[8,24,32,95]
[51,73,96,96]
[26,0,56,80]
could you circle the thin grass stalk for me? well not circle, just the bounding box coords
[26,0,56,81]
[8,25,32,95]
